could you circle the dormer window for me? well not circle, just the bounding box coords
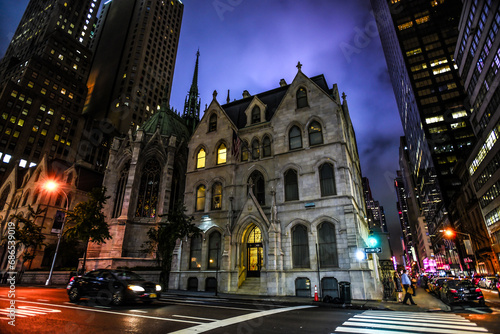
[251,106,261,124]
[296,87,308,108]
[209,114,217,132]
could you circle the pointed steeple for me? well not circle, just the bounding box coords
[183,50,201,134]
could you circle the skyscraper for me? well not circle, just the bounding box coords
[455,0,500,271]
[0,0,101,182]
[81,0,184,171]
[371,0,476,271]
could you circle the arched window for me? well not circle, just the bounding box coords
[208,231,221,269]
[66,173,73,184]
[196,185,206,211]
[32,190,40,205]
[289,126,302,150]
[197,148,206,169]
[319,163,336,196]
[22,191,30,206]
[0,186,10,211]
[209,113,217,132]
[65,195,72,209]
[248,170,265,205]
[217,143,227,165]
[296,87,308,108]
[211,182,222,210]
[251,139,260,160]
[112,163,129,218]
[308,121,323,146]
[284,169,299,201]
[262,135,271,157]
[292,224,310,268]
[190,235,202,269]
[318,222,338,267]
[241,141,249,161]
[135,158,161,217]
[251,106,260,124]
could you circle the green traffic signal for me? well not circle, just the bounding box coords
[368,235,378,247]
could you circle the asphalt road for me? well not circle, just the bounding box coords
[1,286,499,334]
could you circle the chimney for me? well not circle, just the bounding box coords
[279,79,287,87]
[242,90,250,98]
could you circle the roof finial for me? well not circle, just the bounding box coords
[226,89,230,104]
[213,90,218,100]
[296,61,302,72]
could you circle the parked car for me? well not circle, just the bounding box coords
[440,279,485,305]
[472,275,483,286]
[496,280,500,291]
[67,269,161,306]
[478,276,498,289]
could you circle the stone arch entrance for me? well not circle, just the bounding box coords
[246,225,263,277]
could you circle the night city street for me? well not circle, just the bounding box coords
[1,285,500,334]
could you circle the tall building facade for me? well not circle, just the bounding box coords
[455,0,500,272]
[82,0,184,171]
[371,0,476,272]
[0,0,101,183]
[168,67,381,299]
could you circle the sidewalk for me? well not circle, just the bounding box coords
[160,286,450,313]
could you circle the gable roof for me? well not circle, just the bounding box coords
[221,75,331,129]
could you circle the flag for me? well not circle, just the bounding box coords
[232,129,241,157]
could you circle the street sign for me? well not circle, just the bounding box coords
[365,247,382,253]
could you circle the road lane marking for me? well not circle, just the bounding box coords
[0,298,205,325]
[354,314,476,325]
[173,314,217,322]
[158,299,260,312]
[37,299,49,302]
[130,310,148,313]
[169,305,315,334]
[334,310,492,334]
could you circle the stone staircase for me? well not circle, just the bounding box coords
[236,277,265,295]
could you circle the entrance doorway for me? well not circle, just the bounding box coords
[247,225,263,277]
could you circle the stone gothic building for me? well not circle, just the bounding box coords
[85,53,201,270]
[168,65,381,299]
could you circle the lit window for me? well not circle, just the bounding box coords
[41,88,47,95]
[13,131,20,138]
[3,154,12,163]
[17,119,24,126]
[197,148,206,168]
[425,116,444,124]
[61,88,66,95]
[398,21,413,30]
[196,185,206,211]
[19,160,27,168]
[452,110,467,119]
[432,66,451,75]
[406,48,422,56]
[28,81,34,88]
[217,143,227,164]
[416,16,430,24]
[58,54,64,60]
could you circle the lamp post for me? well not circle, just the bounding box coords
[44,180,69,286]
[443,228,478,274]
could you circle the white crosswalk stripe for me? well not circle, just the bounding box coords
[0,305,61,320]
[334,310,492,334]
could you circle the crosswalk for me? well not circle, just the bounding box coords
[0,305,61,320]
[334,310,492,334]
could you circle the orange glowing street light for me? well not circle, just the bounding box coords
[444,228,455,238]
[43,179,69,286]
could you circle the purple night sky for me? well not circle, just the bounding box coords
[0,0,404,258]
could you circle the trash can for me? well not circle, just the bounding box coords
[339,281,351,304]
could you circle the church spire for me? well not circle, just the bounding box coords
[183,50,201,134]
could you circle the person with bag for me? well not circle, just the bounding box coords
[393,272,403,302]
[401,270,417,305]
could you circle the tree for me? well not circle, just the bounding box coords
[143,201,201,290]
[10,205,47,270]
[64,187,111,273]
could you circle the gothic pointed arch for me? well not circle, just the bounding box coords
[248,170,265,205]
[135,157,161,217]
[112,161,130,218]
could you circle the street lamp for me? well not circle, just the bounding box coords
[442,228,479,274]
[44,180,69,286]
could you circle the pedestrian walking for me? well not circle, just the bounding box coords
[401,270,416,305]
[393,272,403,302]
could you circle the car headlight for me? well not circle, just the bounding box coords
[128,285,145,292]
[156,285,162,292]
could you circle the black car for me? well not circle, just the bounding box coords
[439,279,485,305]
[67,269,161,305]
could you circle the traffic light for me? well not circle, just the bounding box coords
[367,230,378,247]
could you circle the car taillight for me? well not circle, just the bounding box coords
[69,276,74,283]
[450,289,457,293]
[476,288,481,292]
